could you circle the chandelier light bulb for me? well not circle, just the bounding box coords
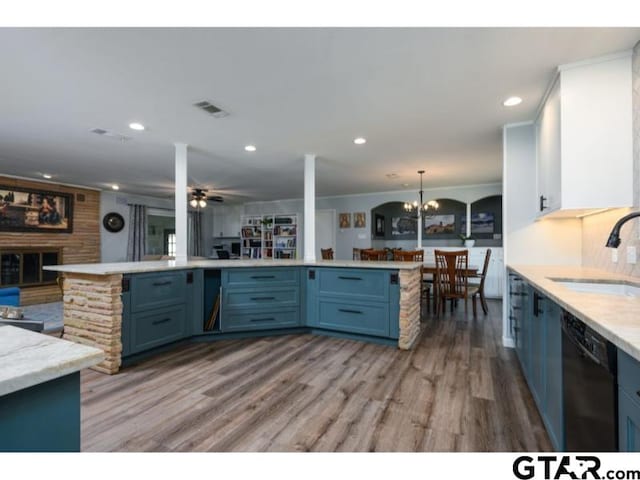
[190,199,198,208]
[198,199,207,208]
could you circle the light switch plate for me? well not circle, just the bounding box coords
[627,246,637,264]
[612,249,618,263]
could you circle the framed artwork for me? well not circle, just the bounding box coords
[339,213,351,229]
[424,214,455,235]
[354,212,366,228]
[461,212,495,234]
[374,213,385,237]
[391,216,417,236]
[0,185,73,233]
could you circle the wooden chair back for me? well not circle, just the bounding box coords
[360,249,387,261]
[434,249,469,299]
[393,250,424,262]
[477,248,492,289]
[321,248,334,260]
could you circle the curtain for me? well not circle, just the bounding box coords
[127,204,147,261]
[188,210,203,257]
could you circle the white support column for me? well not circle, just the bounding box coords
[466,203,472,238]
[304,153,316,262]
[174,143,188,263]
[417,215,422,250]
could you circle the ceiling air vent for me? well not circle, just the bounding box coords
[193,100,229,118]
[90,128,131,142]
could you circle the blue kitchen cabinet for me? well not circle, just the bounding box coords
[220,267,301,333]
[530,289,545,407]
[306,267,399,340]
[121,269,199,357]
[508,273,564,451]
[618,349,640,452]
[543,299,564,451]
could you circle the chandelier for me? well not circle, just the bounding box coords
[403,170,439,216]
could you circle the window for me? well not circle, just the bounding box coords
[166,232,176,257]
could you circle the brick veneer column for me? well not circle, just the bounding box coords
[62,273,123,374]
[398,268,421,349]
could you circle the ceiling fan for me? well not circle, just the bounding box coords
[189,188,223,208]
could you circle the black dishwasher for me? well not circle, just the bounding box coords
[562,311,618,451]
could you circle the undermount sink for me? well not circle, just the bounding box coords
[551,279,640,298]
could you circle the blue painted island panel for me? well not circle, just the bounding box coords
[0,372,80,452]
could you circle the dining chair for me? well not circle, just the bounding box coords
[393,250,430,314]
[321,248,334,260]
[434,249,470,316]
[468,248,492,315]
[360,249,386,261]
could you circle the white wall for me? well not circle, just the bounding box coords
[100,191,175,262]
[243,183,502,260]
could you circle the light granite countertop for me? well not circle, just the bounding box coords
[44,259,422,275]
[508,264,640,361]
[0,326,104,396]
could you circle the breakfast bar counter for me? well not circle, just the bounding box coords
[45,259,423,374]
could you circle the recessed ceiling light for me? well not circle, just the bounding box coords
[42,174,52,179]
[503,96,523,107]
[244,145,256,152]
[401,183,410,188]
[353,137,367,145]
[111,184,120,191]
[129,122,145,131]
[385,173,399,179]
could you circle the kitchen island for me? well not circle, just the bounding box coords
[45,259,422,374]
[0,325,103,451]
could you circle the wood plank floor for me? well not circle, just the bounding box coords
[80,300,552,452]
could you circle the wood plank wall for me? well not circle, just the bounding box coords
[0,176,100,305]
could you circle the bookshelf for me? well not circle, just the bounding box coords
[273,214,297,259]
[240,215,263,259]
[240,213,298,259]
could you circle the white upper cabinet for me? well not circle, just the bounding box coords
[212,204,242,238]
[535,51,633,218]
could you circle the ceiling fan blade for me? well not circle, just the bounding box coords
[207,195,224,202]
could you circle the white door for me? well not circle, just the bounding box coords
[316,209,336,259]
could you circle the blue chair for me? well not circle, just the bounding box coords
[0,287,20,306]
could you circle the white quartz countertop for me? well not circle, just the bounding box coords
[44,259,422,275]
[508,264,640,362]
[0,326,104,396]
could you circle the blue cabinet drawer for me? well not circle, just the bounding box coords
[317,299,389,337]
[619,349,640,397]
[130,304,187,354]
[316,268,389,301]
[130,271,187,312]
[221,308,300,332]
[223,268,298,287]
[224,287,299,309]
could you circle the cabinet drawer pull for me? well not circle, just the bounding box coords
[250,317,275,323]
[250,275,275,279]
[152,318,171,325]
[339,308,363,314]
[152,280,172,286]
[338,276,362,281]
[250,296,276,301]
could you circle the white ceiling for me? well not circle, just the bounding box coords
[0,28,638,202]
